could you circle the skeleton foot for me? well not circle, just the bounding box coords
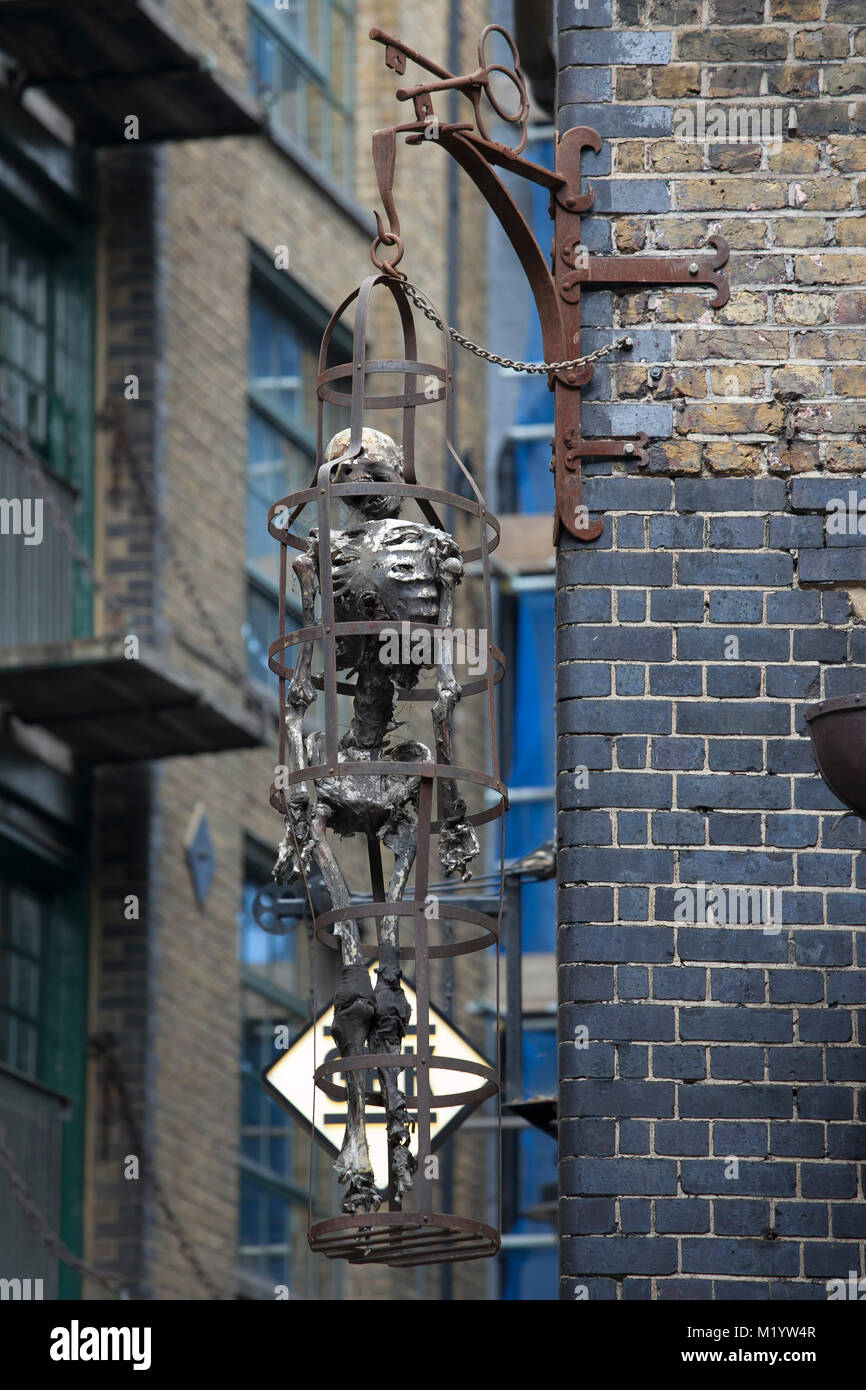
[335,1159,382,1215]
[389,1138,416,1198]
[371,952,416,1199]
[381,1083,416,1198]
[332,963,378,1215]
[439,820,480,881]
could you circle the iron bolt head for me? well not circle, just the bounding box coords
[624,443,635,456]
[688,262,699,276]
[650,366,663,381]
[623,337,634,349]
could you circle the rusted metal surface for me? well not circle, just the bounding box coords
[267,273,505,1265]
[804,693,866,819]
[369,24,731,542]
[559,234,730,309]
[371,23,530,153]
[263,17,733,1265]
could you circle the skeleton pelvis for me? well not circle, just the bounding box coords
[306,734,432,840]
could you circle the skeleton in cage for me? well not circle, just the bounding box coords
[274,427,479,1215]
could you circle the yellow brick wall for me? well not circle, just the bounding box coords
[94,0,498,1301]
[607,3,866,488]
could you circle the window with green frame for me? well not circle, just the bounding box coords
[237,840,340,1298]
[244,253,349,687]
[0,203,94,641]
[249,0,355,191]
[0,842,89,1299]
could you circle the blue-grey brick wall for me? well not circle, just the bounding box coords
[555,4,866,1303]
[556,470,866,1301]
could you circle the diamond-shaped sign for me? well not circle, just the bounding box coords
[263,971,491,1190]
[184,802,214,907]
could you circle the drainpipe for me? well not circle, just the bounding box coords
[513,0,555,120]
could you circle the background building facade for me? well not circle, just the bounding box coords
[5,0,862,1308]
[0,0,512,1302]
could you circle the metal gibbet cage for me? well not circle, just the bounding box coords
[266,273,506,1265]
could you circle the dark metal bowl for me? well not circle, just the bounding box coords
[804,692,866,819]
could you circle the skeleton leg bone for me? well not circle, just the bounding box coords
[369,841,417,1206]
[310,810,381,1215]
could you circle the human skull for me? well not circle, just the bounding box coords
[324,427,404,519]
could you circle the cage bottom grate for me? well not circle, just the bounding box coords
[309,1212,500,1266]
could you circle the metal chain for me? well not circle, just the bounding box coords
[195,1,625,379]
[399,280,634,373]
[0,1121,125,1296]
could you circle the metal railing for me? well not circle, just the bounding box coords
[0,1062,68,1298]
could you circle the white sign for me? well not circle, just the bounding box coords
[263,970,490,1190]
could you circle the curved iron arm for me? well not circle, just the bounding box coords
[368,25,729,543]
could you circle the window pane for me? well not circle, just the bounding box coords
[305,81,326,167]
[239,878,297,973]
[274,47,302,140]
[329,109,349,190]
[8,956,40,1018]
[244,581,280,686]
[0,883,47,1078]
[330,5,349,99]
[248,291,318,437]
[9,887,42,955]
[4,1016,38,1075]
[246,409,312,588]
[0,225,51,458]
[249,3,354,189]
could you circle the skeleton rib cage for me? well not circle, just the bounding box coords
[266,274,506,1266]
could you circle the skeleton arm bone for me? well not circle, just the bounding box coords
[431,551,480,880]
[274,545,320,883]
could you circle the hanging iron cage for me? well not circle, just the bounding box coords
[266,273,507,1266]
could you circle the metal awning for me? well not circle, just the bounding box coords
[0,0,262,144]
[0,638,270,761]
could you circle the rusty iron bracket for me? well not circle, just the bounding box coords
[369,26,730,543]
